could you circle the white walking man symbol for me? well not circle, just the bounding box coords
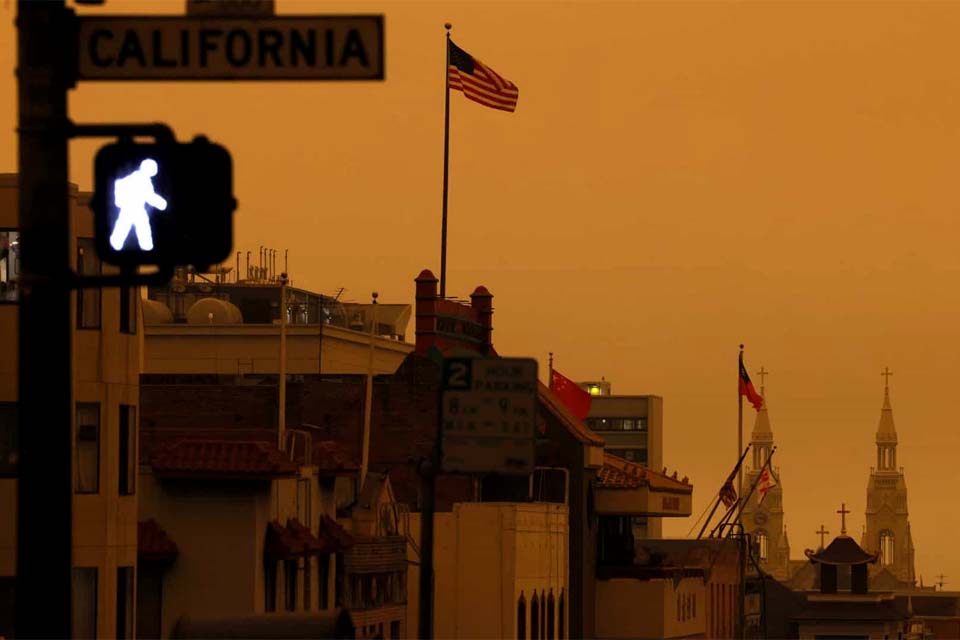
[109,158,167,251]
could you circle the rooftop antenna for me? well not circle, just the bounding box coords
[937,574,947,591]
[245,251,251,280]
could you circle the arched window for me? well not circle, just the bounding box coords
[756,530,768,561]
[547,590,555,640]
[530,591,539,640]
[517,591,526,640]
[880,530,895,566]
[558,589,565,640]
[540,591,546,640]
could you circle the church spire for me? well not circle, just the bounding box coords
[877,367,897,443]
[751,366,773,470]
[876,367,898,471]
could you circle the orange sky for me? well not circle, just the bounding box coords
[3,1,960,585]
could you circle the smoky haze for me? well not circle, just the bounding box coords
[1,0,957,585]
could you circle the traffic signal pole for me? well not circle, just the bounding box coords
[16,1,74,636]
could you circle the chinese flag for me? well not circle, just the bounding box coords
[550,369,592,421]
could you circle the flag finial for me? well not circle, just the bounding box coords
[444,22,452,31]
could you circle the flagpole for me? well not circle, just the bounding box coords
[698,443,751,539]
[728,446,777,530]
[439,23,452,299]
[737,344,744,522]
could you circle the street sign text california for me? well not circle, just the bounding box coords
[77,16,384,80]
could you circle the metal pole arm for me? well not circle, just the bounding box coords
[67,121,177,143]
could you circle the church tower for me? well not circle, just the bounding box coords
[862,368,916,589]
[740,369,792,581]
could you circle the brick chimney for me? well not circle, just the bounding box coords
[414,269,439,354]
[413,270,494,356]
[470,285,494,355]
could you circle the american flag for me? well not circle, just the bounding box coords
[719,476,738,508]
[448,40,519,113]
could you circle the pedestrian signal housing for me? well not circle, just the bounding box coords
[91,137,236,270]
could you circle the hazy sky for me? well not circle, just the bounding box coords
[3,1,959,585]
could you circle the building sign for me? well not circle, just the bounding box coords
[441,357,538,474]
[76,16,384,80]
[662,496,681,512]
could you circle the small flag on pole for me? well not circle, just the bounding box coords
[719,474,739,508]
[739,352,764,411]
[448,40,519,112]
[549,369,592,421]
[757,465,778,503]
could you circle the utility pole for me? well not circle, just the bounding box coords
[16,1,74,636]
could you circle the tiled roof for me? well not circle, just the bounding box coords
[311,440,360,474]
[149,439,298,478]
[538,382,605,446]
[805,535,879,566]
[139,428,276,465]
[265,517,354,559]
[598,453,693,494]
[138,519,178,563]
[319,515,354,550]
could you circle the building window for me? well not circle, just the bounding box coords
[303,557,312,611]
[540,590,546,640]
[880,530,895,566]
[517,591,526,640]
[77,239,101,329]
[0,230,20,303]
[756,530,768,562]
[558,589,565,639]
[547,590,555,639]
[284,559,297,611]
[72,567,98,639]
[116,567,134,640]
[335,553,344,607]
[136,566,163,639]
[119,405,135,496]
[631,516,649,539]
[319,554,330,609]
[530,591,539,640]
[0,403,17,476]
[264,560,277,612]
[120,286,137,334]
[75,403,100,494]
[0,576,13,639]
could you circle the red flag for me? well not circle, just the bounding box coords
[739,352,764,411]
[550,369,592,421]
[757,466,778,503]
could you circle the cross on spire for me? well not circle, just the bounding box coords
[881,367,893,392]
[815,524,830,549]
[837,503,850,535]
[756,366,769,394]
